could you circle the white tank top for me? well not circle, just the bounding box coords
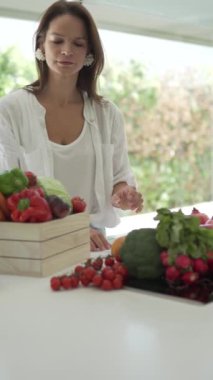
[50,122,98,214]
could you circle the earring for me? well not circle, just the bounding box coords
[35,48,46,61]
[84,53,94,67]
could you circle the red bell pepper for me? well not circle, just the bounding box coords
[7,188,53,223]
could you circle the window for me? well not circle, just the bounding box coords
[0,18,212,216]
[99,29,213,213]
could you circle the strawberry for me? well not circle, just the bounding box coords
[71,196,87,213]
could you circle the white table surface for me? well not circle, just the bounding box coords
[0,250,213,380]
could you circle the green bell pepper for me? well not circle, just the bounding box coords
[0,168,29,195]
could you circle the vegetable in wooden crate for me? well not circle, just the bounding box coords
[7,188,53,222]
[45,195,71,218]
[0,168,28,195]
[120,228,164,279]
[0,192,10,220]
[37,176,72,207]
[0,168,89,226]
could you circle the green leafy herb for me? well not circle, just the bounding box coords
[154,208,213,263]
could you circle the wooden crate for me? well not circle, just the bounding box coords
[0,213,90,277]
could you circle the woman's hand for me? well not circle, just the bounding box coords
[90,228,111,252]
[111,183,143,213]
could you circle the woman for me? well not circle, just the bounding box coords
[0,0,143,250]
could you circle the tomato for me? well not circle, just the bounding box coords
[61,276,72,290]
[50,277,61,291]
[112,274,123,289]
[92,274,103,287]
[101,279,113,291]
[92,257,103,271]
[101,267,115,281]
[83,266,96,281]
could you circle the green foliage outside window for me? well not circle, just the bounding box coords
[101,61,213,212]
[0,47,35,96]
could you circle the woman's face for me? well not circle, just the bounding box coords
[42,14,89,78]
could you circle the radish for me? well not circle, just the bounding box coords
[203,217,213,229]
[207,251,213,273]
[165,266,180,282]
[191,207,209,225]
[192,258,208,274]
[160,250,170,267]
[181,271,199,285]
[175,255,192,270]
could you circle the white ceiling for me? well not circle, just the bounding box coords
[0,0,213,47]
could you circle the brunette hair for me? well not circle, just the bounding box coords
[26,0,104,101]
